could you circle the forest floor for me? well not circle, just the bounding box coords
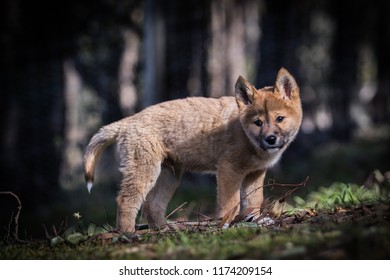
[1,179,389,260]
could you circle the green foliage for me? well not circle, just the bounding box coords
[291,180,389,211]
[2,173,390,259]
[3,210,390,259]
[50,218,111,246]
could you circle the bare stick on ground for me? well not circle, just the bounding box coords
[0,191,23,242]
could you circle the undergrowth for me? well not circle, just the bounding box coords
[1,170,390,259]
[290,178,390,211]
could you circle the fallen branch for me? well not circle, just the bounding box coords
[0,191,24,242]
[267,176,310,189]
[165,202,187,220]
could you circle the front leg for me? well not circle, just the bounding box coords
[240,169,266,211]
[216,164,245,218]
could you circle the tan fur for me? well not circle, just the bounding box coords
[83,68,302,232]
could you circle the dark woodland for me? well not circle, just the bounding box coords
[1,0,389,239]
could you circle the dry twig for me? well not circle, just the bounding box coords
[0,191,24,242]
[165,202,187,220]
[220,177,309,227]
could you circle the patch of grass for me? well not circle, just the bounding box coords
[3,207,389,260]
[1,174,390,260]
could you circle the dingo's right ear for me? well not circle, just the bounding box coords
[235,76,257,107]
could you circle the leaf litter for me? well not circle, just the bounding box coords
[2,172,390,259]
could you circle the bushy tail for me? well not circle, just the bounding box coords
[83,121,121,193]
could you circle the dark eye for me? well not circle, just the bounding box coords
[254,119,263,127]
[276,116,285,123]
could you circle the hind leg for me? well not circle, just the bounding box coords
[116,160,162,233]
[143,163,182,229]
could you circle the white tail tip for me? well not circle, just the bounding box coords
[87,181,93,194]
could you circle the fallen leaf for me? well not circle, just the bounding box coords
[219,205,239,228]
[230,207,261,225]
[271,200,286,218]
[304,208,318,216]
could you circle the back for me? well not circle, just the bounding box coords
[135,96,241,172]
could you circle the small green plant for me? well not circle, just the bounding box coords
[50,212,111,246]
[291,181,389,211]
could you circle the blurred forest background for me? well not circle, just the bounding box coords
[1,0,389,238]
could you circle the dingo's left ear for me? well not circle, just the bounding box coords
[235,76,257,107]
[274,68,299,99]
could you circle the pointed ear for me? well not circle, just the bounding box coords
[274,68,299,99]
[235,76,256,106]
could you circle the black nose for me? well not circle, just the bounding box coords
[264,135,277,145]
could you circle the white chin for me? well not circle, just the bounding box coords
[266,148,280,153]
